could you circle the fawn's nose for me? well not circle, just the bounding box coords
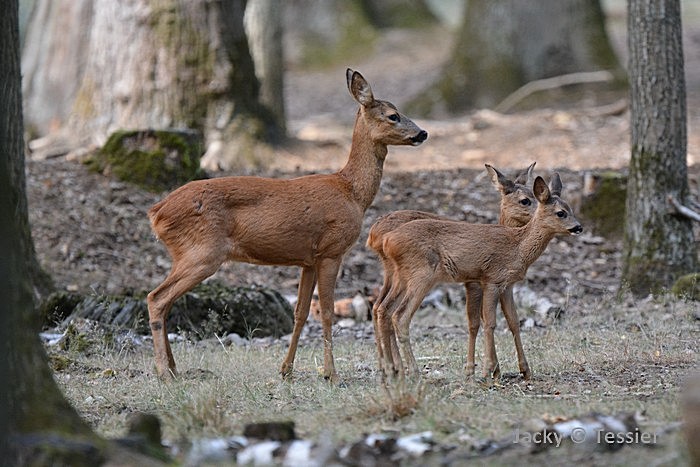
[569,224,583,235]
[411,130,428,145]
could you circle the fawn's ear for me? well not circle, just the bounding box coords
[533,176,551,204]
[347,69,374,107]
[549,172,563,197]
[486,163,516,194]
[514,161,536,186]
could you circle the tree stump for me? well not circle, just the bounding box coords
[85,129,205,192]
[40,281,294,339]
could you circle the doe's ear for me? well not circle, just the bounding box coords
[485,163,515,194]
[347,69,374,107]
[533,176,551,204]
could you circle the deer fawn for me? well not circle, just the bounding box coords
[367,163,537,380]
[147,69,427,381]
[375,174,582,380]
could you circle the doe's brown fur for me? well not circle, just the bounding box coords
[147,69,427,382]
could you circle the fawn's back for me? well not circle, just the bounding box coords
[382,175,582,287]
[367,163,536,256]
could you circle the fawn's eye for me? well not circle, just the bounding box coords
[556,211,567,218]
[519,198,531,206]
[387,113,400,122]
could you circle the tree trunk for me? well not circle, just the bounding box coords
[411,0,623,115]
[22,0,282,170]
[245,0,285,132]
[622,0,697,296]
[1,0,100,461]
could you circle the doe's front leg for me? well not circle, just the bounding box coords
[315,258,342,384]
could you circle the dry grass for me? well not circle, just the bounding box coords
[49,292,698,464]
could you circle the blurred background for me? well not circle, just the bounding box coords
[17,0,699,173]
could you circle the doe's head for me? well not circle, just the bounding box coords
[346,68,428,147]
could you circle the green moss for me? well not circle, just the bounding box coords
[86,129,205,192]
[72,76,96,119]
[671,273,700,301]
[48,354,74,372]
[621,256,671,297]
[148,0,213,128]
[580,171,627,238]
[59,322,92,353]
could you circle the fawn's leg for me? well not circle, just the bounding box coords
[500,284,531,379]
[280,266,316,379]
[393,277,434,378]
[372,256,393,375]
[464,282,483,377]
[375,274,405,377]
[480,283,502,381]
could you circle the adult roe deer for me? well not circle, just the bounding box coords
[147,69,427,381]
[367,163,537,379]
[375,174,582,380]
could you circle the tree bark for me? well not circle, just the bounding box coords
[1,0,101,462]
[622,0,697,296]
[245,0,285,132]
[22,0,282,170]
[411,0,623,115]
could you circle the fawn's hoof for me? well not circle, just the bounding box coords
[157,367,177,381]
[323,371,340,385]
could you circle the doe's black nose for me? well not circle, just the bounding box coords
[411,130,428,144]
[569,225,583,235]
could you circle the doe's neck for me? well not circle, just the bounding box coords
[338,111,388,211]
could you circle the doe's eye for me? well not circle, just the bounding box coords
[387,113,400,122]
[519,198,532,206]
[556,211,567,218]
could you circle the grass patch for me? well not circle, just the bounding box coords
[49,293,698,464]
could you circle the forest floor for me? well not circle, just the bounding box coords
[27,13,700,467]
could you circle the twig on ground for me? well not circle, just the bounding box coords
[668,195,700,222]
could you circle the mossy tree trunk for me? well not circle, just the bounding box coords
[22,0,282,170]
[622,0,697,296]
[1,1,101,462]
[410,0,623,115]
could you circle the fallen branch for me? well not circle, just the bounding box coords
[669,195,700,222]
[494,70,615,113]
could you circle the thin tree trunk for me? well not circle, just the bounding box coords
[622,0,697,295]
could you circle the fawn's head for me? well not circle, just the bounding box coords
[486,162,537,228]
[532,174,583,235]
[346,69,428,147]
